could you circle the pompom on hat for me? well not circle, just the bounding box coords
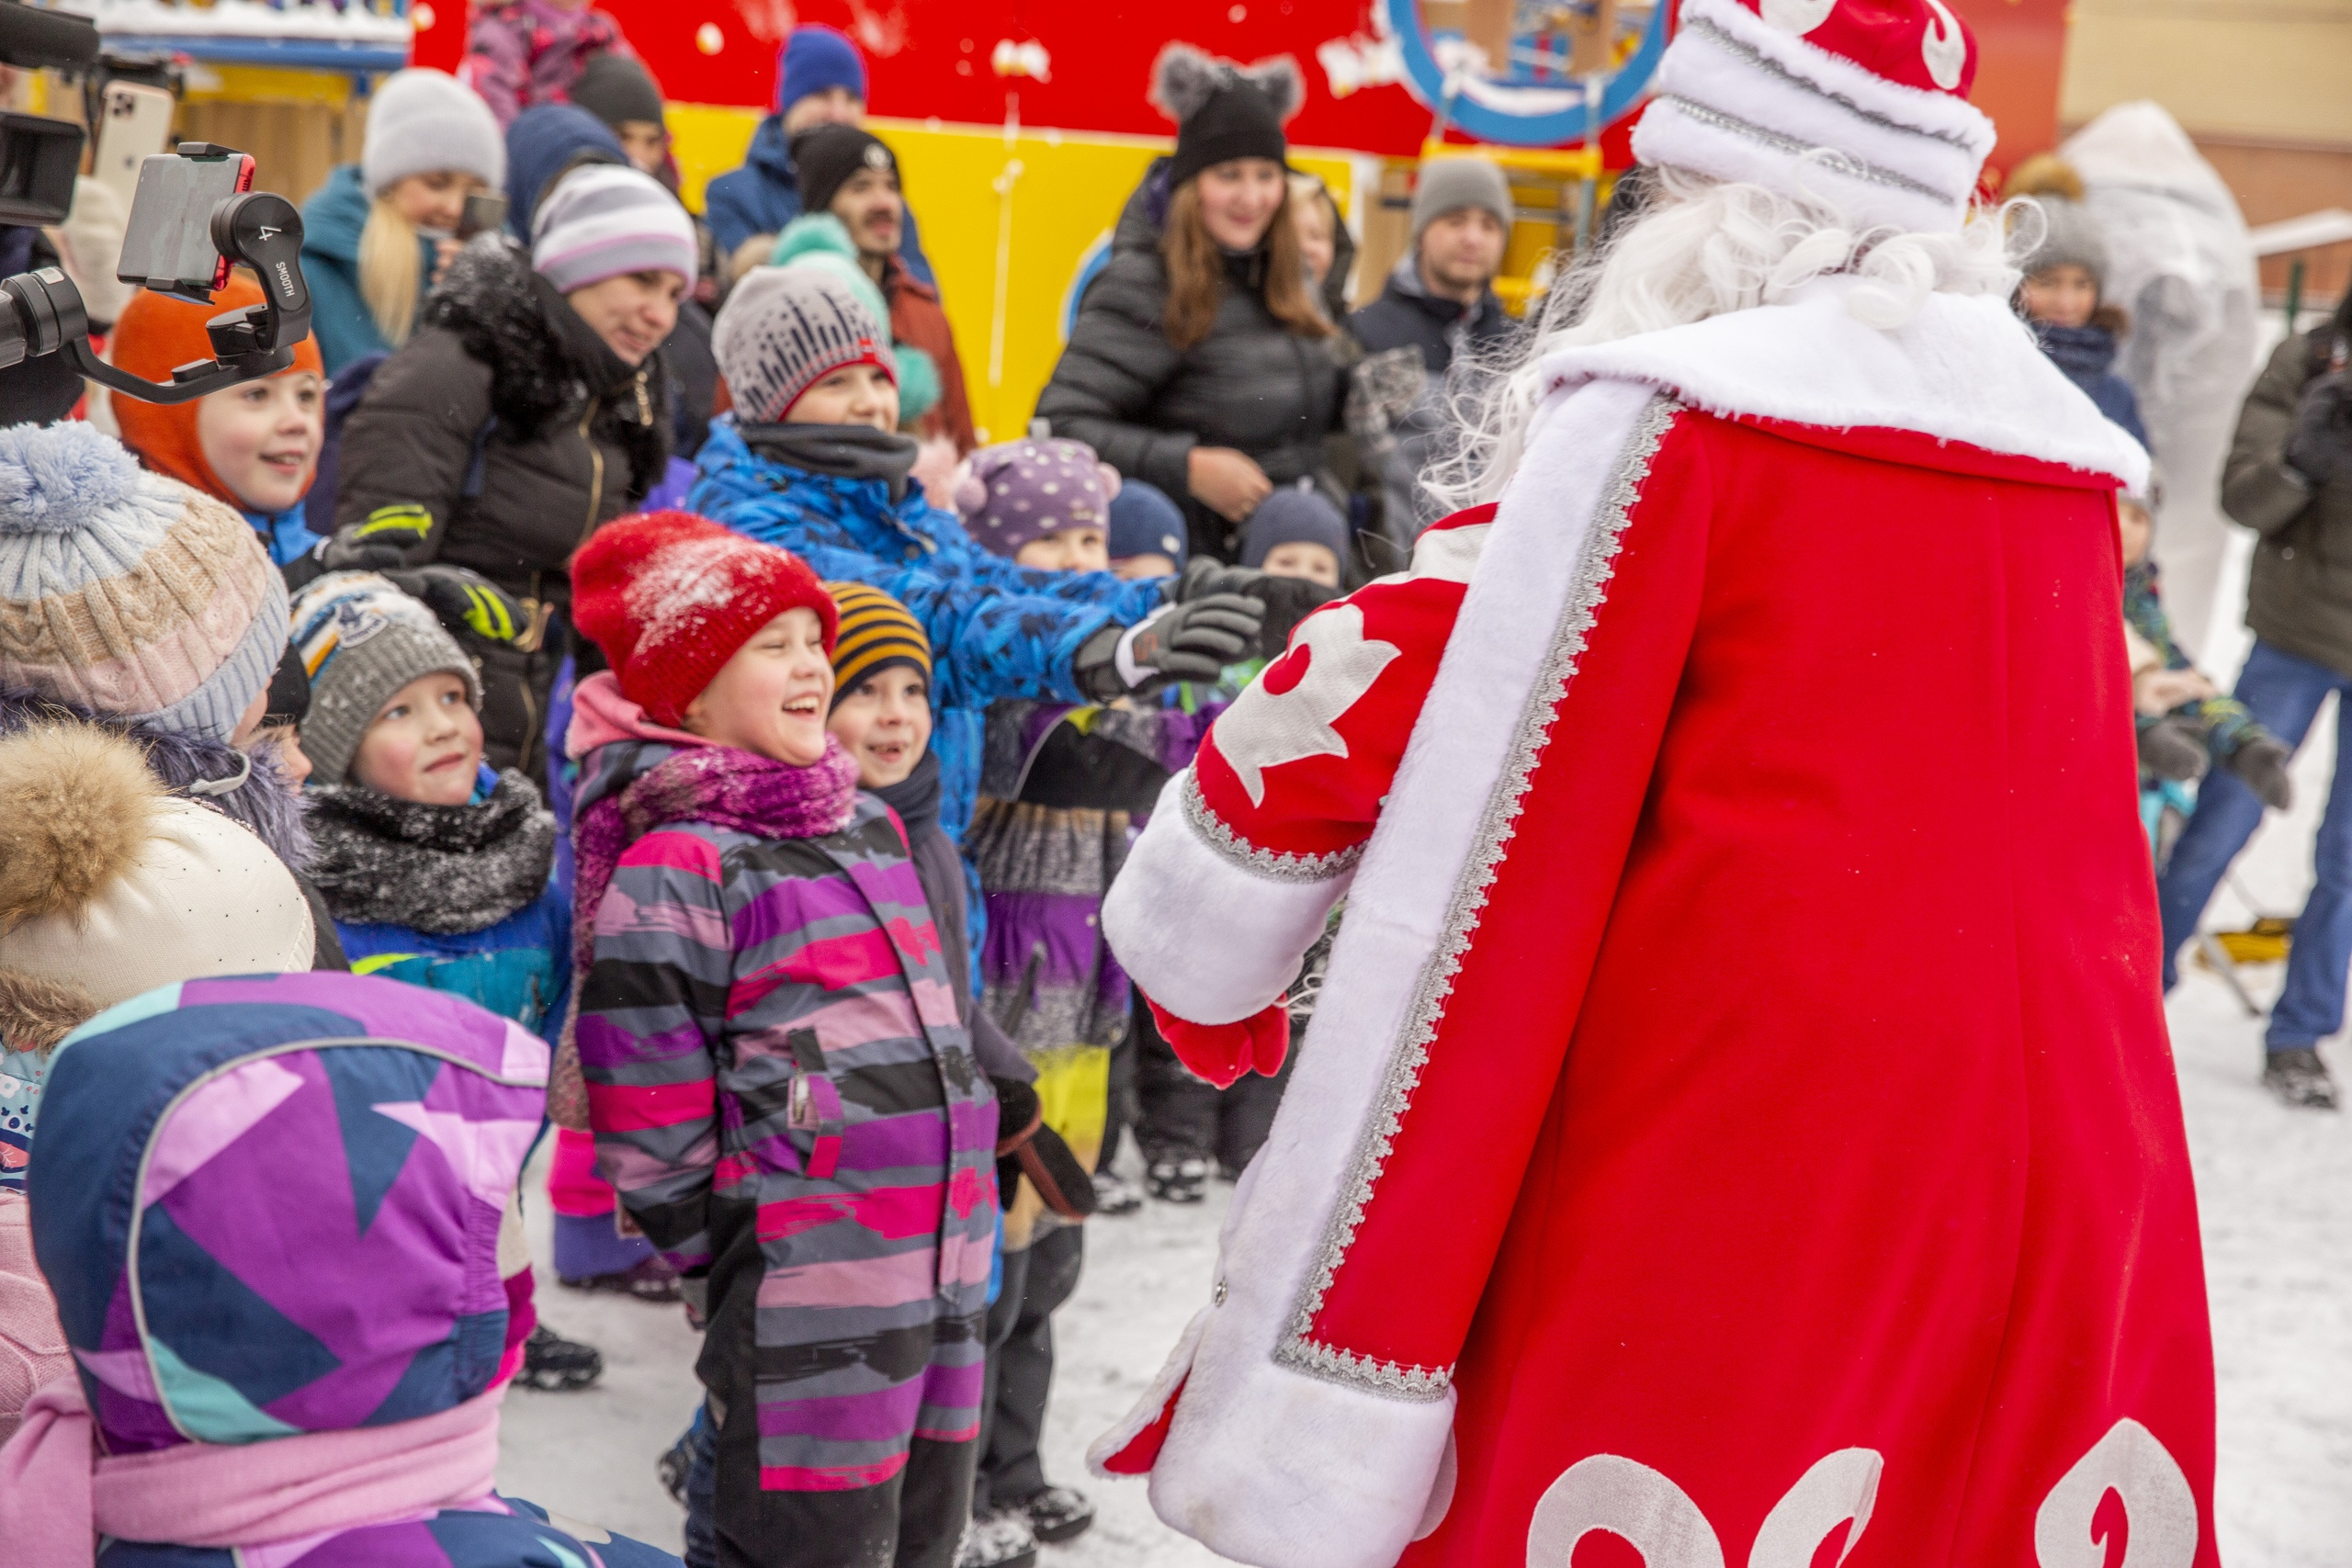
[1630,0,1997,234]
[572,512,840,728]
[0,422,288,744]
[954,437,1121,559]
[1152,44,1302,189]
[0,724,313,1032]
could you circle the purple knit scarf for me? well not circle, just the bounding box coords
[572,737,860,973]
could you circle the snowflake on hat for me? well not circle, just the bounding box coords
[952,437,1124,559]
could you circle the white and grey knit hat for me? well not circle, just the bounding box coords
[712,263,899,423]
[530,164,697,294]
[1411,157,1513,243]
[2017,195,2109,291]
[362,68,506,198]
[288,573,481,784]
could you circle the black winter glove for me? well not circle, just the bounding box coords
[380,566,533,646]
[2136,715,2210,783]
[2284,370,2352,488]
[2226,733,2295,811]
[989,1076,1098,1221]
[1074,595,1262,700]
[1176,558,1340,660]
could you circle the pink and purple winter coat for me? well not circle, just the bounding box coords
[8,971,678,1567]
[463,0,633,130]
[571,698,998,1494]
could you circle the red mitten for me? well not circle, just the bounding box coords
[1147,997,1291,1089]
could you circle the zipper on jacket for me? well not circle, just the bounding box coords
[579,397,606,545]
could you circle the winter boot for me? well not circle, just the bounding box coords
[1008,1484,1096,1544]
[2262,1047,2340,1111]
[956,1510,1038,1568]
[1091,1168,1145,1215]
[561,1252,683,1303]
[1148,1156,1210,1204]
[513,1323,605,1391]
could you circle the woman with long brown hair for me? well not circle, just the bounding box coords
[1036,45,1350,562]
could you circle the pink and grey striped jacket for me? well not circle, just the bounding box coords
[575,714,998,1495]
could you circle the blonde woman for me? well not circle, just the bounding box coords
[300,69,505,373]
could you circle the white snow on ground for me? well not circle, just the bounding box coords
[501,719,2352,1563]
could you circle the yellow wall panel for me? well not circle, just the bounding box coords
[668,105,1353,444]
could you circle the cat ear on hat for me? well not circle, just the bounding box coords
[952,457,989,520]
[1096,462,1122,502]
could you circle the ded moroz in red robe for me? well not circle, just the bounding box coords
[1092,276,2218,1568]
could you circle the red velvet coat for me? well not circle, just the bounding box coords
[1096,282,2217,1568]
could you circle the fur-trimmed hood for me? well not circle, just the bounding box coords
[0,685,309,870]
[422,235,672,474]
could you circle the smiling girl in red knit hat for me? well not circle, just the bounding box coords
[565,511,1001,1568]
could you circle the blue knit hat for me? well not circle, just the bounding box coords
[0,423,288,742]
[1242,483,1349,570]
[1107,479,1189,571]
[777,25,866,117]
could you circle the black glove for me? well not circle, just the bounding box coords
[2226,733,2295,811]
[1176,559,1339,659]
[989,1077,1097,1220]
[2136,715,2210,783]
[380,565,532,646]
[2284,371,2352,488]
[1074,595,1262,699]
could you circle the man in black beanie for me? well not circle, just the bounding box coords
[793,122,975,450]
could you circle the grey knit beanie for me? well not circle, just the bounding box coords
[362,69,506,199]
[2018,195,2108,294]
[713,264,898,423]
[1411,157,1513,244]
[531,164,697,293]
[288,572,481,784]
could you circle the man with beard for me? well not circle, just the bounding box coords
[1088,0,2221,1563]
[795,122,975,452]
[1348,155,1517,377]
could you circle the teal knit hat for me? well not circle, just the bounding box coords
[0,422,288,742]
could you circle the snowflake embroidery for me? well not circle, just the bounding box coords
[1217,604,1402,807]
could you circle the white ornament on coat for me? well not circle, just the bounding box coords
[1217,604,1402,807]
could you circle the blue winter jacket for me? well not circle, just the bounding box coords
[2035,321,2149,450]
[245,500,326,568]
[300,164,434,375]
[686,418,1163,844]
[703,116,935,287]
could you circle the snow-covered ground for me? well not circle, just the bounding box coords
[500,716,2352,1564]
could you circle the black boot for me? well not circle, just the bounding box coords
[2262,1047,2339,1111]
[513,1322,605,1391]
[1147,1156,1209,1204]
[1008,1483,1096,1544]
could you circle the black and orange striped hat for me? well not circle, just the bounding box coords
[825,581,932,711]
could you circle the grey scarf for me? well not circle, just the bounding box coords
[306,770,557,934]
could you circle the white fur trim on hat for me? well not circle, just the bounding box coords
[1632,0,1996,233]
[363,69,507,198]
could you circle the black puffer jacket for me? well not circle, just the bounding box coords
[2225,292,2352,678]
[1036,159,1347,561]
[326,237,670,610]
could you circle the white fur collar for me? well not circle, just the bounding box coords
[1535,279,2152,493]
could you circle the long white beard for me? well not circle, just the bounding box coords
[1424,167,2024,514]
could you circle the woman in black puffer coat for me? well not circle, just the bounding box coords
[1036,47,1348,563]
[322,165,695,784]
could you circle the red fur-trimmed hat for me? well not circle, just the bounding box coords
[1632,0,1996,233]
[571,512,840,727]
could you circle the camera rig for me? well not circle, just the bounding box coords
[0,146,311,404]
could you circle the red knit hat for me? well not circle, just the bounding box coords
[571,512,841,727]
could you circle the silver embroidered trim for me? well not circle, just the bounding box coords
[1181,769,1363,884]
[1657,94,1961,206]
[1272,394,1679,1404]
[1679,16,1988,156]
